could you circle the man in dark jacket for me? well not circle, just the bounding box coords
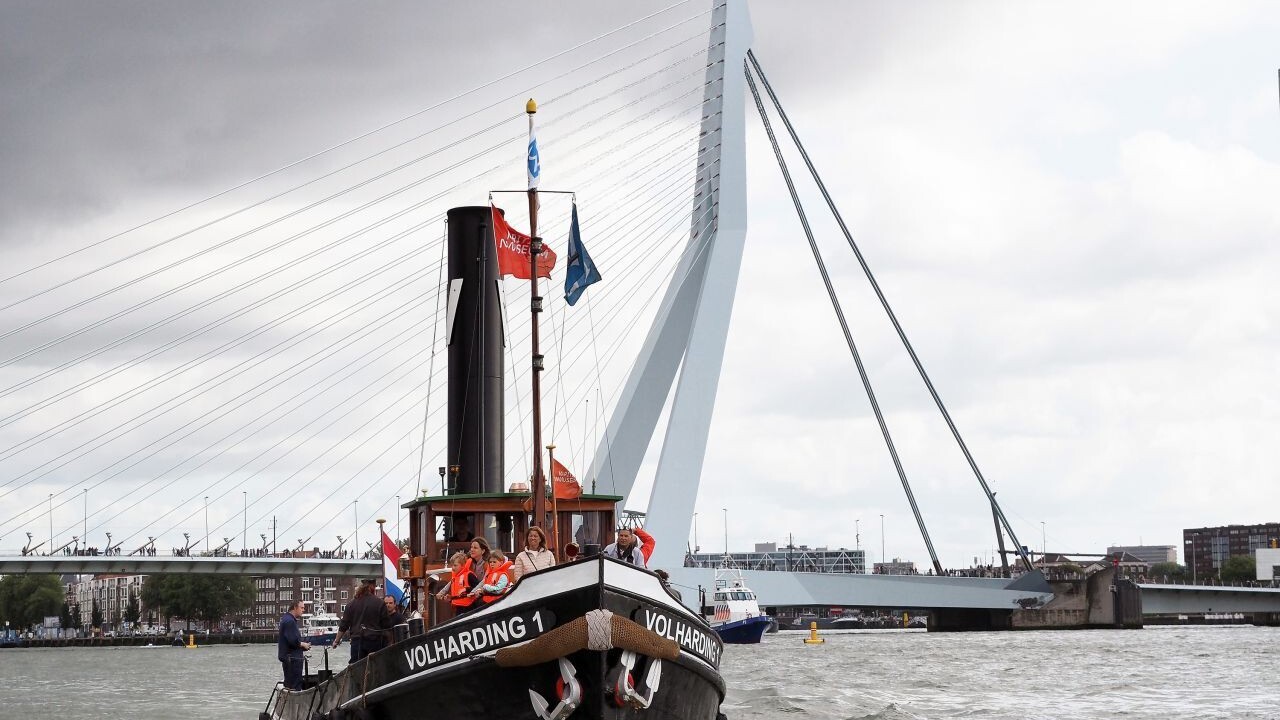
[333,578,388,661]
[277,599,311,690]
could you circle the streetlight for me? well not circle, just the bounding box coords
[204,496,209,553]
[396,495,401,542]
[83,489,88,545]
[354,500,359,553]
[242,492,247,556]
[880,514,885,567]
[49,494,53,553]
[693,512,699,553]
[722,508,728,556]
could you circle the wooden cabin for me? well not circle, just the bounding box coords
[399,491,622,625]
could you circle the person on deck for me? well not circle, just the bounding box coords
[654,569,682,601]
[447,516,474,543]
[332,578,387,662]
[435,551,478,615]
[512,526,555,580]
[471,549,513,603]
[604,526,654,567]
[277,599,311,690]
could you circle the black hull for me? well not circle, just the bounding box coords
[269,557,725,720]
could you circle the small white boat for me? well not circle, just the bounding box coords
[300,612,340,646]
[705,567,772,644]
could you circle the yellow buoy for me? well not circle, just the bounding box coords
[185,633,197,649]
[802,621,824,645]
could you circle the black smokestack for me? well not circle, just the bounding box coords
[446,206,504,495]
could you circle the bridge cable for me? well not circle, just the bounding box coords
[0,0,707,290]
[746,49,1035,571]
[745,61,944,576]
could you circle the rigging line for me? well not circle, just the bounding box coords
[0,273,441,527]
[0,221,439,431]
[150,332,444,548]
[12,102,711,520]
[267,375,440,543]
[0,111,520,348]
[498,276,532,486]
[0,235,438,460]
[493,168,712,444]
[208,188,711,540]
[148,339,440,550]
[0,0,704,289]
[84,308,439,539]
[584,190,720,428]
[137,351,439,547]
[746,62,943,576]
[98,333,437,545]
[746,49,1034,570]
[416,222,449,499]
[6,72,714,364]
[0,257,437,502]
[542,41,720,119]
[502,193,717,483]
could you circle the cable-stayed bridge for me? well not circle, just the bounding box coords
[12,0,1274,623]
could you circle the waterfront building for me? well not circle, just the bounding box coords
[61,570,364,632]
[231,573,363,630]
[686,542,866,574]
[66,573,146,630]
[1106,545,1177,565]
[1183,523,1280,581]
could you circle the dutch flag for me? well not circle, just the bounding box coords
[382,529,405,605]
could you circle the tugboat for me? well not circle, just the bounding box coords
[704,568,772,644]
[261,101,726,720]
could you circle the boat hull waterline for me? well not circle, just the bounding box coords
[268,557,726,720]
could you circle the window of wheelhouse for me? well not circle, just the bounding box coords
[559,510,609,556]
[474,511,521,555]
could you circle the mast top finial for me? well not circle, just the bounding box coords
[526,98,537,114]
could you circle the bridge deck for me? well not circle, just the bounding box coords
[0,556,379,576]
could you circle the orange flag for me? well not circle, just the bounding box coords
[551,459,581,500]
[492,205,556,279]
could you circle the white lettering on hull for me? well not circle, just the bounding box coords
[401,612,542,673]
[642,609,721,666]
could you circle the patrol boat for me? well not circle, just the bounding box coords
[704,568,772,645]
[261,102,727,720]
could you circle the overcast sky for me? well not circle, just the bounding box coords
[1,1,1277,568]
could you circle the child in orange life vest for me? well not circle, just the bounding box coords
[435,552,478,612]
[470,549,513,603]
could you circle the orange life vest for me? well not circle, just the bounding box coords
[480,560,514,603]
[449,559,477,608]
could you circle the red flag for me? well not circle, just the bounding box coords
[492,205,556,279]
[551,459,581,500]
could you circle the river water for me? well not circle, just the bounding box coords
[1,625,1276,719]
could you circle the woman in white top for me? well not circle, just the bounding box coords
[512,526,556,580]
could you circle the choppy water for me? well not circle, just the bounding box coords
[1,626,1277,719]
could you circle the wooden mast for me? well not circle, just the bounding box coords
[526,98,548,536]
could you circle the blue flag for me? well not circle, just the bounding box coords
[563,204,601,306]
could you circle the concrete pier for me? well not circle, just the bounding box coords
[1012,567,1142,630]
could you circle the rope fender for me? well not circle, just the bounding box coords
[495,609,679,667]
